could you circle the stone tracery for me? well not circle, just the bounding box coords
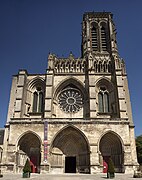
[58,88,83,113]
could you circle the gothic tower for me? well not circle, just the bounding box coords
[1,12,138,174]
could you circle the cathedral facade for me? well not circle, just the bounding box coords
[1,12,138,174]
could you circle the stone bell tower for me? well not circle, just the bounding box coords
[80,12,138,173]
[81,12,118,56]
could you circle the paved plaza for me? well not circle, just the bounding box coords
[0,173,140,180]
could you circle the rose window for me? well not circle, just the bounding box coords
[58,88,83,113]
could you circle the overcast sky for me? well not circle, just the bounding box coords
[0,0,142,136]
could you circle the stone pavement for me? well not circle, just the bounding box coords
[0,173,140,180]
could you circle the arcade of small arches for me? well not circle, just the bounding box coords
[54,59,86,73]
[53,57,112,74]
[88,54,113,74]
[16,127,124,174]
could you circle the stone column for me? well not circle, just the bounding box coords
[124,144,134,174]
[14,70,27,118]
[90,145,100,173]
[114,59,128,119]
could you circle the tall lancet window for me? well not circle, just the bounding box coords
[91,26,98,51]
[101,26,107,51]
[33,87,44,113]
[98,87,109,113]
[33,92,38,112]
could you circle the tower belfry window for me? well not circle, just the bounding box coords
[101,27,107,51]
[91,26,98,51]
[33,87,44,113]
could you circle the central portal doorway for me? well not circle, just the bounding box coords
[65,156,76,173]
[51,126,90,173]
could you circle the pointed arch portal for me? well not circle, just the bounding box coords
[50,126,90,173]
[99,132,124,173]
[18,132,41,173]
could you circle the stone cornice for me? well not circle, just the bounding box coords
[9,118,129,125]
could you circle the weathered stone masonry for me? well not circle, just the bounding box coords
[1,12,138,174]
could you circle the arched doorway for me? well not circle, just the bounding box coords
[99,132,124,173]
[18,132,41,173]
[50,126,90,173]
